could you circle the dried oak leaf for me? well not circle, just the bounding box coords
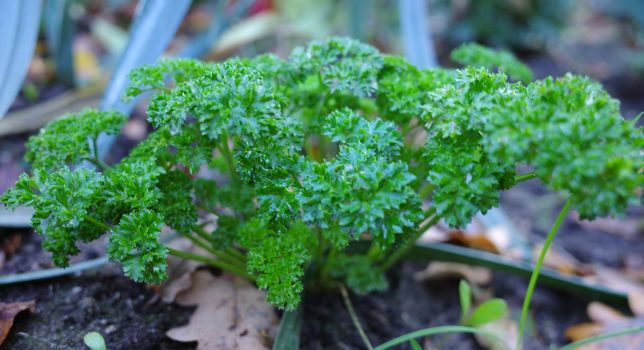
[0,300,36,345]
[166,270,278,350]
[414,261,492,285]
[565,302,644,349]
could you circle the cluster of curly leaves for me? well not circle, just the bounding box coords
[2,38,642,310]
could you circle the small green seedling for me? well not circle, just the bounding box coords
[458,280,508,327]
[83,331,107,350]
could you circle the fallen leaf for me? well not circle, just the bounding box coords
[628,292,644,317]
[447,231,499,254]
[475,317,517,350]
[587,302,628,323]
[533,243,593,276]
[565,322,603,342]
[565,302,644,349]
[166,270,278,349]
[0,300,36,345]
[160,237,209,303]
[0,232,22,255]
[586,266,644,312]
[414,261,492,285]
[571,212,642,239]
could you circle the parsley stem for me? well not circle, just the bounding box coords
[166,247,254,281]
[516,199,572,350]
[181,233,245,267]
[219,132,238,182]
[515,171,537,183]
[339,284,374,350]
[84,215,110,231]
[379,215,440,271]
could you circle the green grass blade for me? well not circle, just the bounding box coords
[272,306,302,350]
[44,0,76,86]
[0,0,42,119]
[374,325,504,350]
[97,0,192,158]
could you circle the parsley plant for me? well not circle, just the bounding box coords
[2,38,641,314]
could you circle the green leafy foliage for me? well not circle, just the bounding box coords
[2,37,641,310]
[107,210,167,283]
[451,43,534,82]
[330,254,388,294]
[464,299,508,327]
[25,108,125,171]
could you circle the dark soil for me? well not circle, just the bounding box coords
[1,266,195,350]
[301,264,589,350]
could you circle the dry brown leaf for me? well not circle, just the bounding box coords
[0,300,36,345]
[0,233,22,255]
[532,243,594,276]
[447,231,500,254]
[565,302,644,349]
[587,302,628,323]
[565,322,604,342]
[166,270,278,350]
[628,292,644,317]
[571,212,642,238]
[414,261,492,285]
[586,266,644,314]
[160,238,211,303]
[475,318,517,350]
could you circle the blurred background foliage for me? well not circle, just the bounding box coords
[2,0,643,122]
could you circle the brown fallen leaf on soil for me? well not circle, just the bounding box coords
[0,300,36,345]
[414,261,492,285]
[159,237,210,303]
[166,270,278,350]
[571,212,642,239]
[447,231,500,254]
[532,243,593,276]
[565,301,644,349]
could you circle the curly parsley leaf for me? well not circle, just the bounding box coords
[451,43,534,82]
[107,209,167,284]
[25,108,126,171]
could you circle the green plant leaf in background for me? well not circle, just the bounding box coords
[398,0,437,68]
[272,306,302,350]
[83,331,107,350]
[459,279,472,323]
[97,0,192,158]
[465,298,508,327]
[0,0,42,119]
[178,0,254,58]
[44,0,77,87]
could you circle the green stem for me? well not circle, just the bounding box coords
[379,215,440,271]
[374,325,504,350]
[418,183,434,200]
[166,247,254,281]
[181,234,245,268]
[515,171,537,183]
[219,132,238,182]
[516,199,572,350]
[84,215,110,231]
[320,245,337,284]
[340,284,374,350]
[225,247,247,263]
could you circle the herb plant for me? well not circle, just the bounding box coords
[2,38,642,347]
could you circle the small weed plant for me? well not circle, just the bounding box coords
[2,38,642,349]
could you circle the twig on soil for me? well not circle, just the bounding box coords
[339,284,374,350]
